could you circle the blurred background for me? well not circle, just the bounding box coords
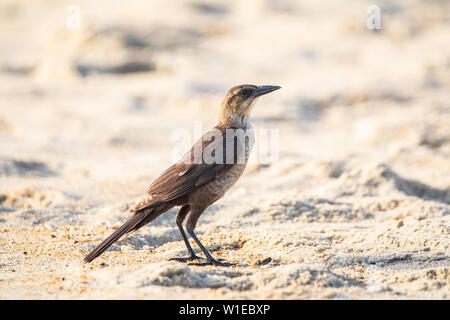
[0,0,449,183]
[0,0,449,299]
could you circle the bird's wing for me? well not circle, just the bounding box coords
[131,126,235,212]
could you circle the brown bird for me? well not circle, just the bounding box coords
[84,84,281,266]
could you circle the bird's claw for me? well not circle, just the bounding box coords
[189,258,237,267]
[169,255,203,262]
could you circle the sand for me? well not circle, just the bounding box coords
[0,0,449,299]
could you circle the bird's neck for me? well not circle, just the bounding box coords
[218,108,250,129]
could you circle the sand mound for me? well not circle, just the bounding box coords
[0,159,56,177]
[321,163,450,204]
[121,262,210,288]
[0,187,66,210]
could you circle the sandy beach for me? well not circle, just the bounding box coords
[0,0,449,299]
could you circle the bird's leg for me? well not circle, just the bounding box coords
[169,205,202,262]
[186,227,235,267]
[185,211,236,267]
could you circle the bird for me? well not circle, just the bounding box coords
[84,84,281,266]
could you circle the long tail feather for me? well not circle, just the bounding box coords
[84,214,143,263]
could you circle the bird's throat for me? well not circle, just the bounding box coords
[218,108,249,128]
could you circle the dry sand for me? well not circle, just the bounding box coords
[0,0,449,299]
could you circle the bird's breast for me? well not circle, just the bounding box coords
[188,121,255,207]
[197,163,247,202]
[206,123,255,195]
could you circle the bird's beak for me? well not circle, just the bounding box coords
[253,85,281,97]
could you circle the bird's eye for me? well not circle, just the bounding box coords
[239,89,250,96]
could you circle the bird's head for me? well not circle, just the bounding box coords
[219,84,281,126]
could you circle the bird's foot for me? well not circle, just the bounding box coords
[169,254,203,263]
[189,258,236,267]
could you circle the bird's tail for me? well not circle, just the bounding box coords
[84,214,144,263]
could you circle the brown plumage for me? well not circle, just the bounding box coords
[84,84,281,266]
